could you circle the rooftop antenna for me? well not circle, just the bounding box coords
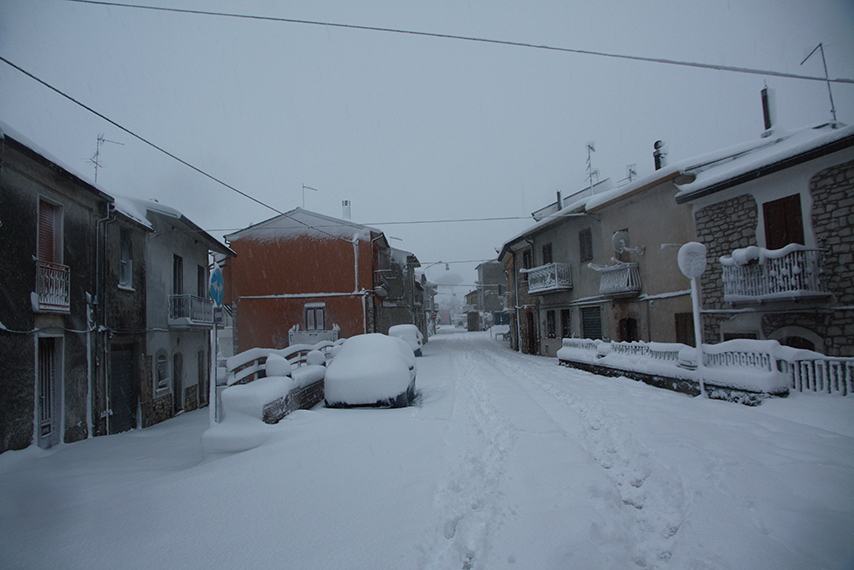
[586,141,599,190]
[801,43,838,124]
[626,163,637,182]
[88,133,124,182]
[302,184,318,208]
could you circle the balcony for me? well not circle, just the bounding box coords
[599,263,642,298]
[721,245,829,303]
[37,261,70,313]
[168,294,214,327]
[525,263,572,295]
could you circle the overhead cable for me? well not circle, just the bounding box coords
[64,0,854,85]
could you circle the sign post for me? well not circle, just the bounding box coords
[677,242,707,396]
[209,264,224,424]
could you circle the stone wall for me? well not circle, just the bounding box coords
[811,159,854,305]
[695,194,758,343]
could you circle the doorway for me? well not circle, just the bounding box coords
[37,337,61,449]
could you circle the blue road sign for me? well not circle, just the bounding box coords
[210,265,224,307]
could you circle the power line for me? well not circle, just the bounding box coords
[0,56,364,244]
[64,0,854,85]
[0,55,283,216]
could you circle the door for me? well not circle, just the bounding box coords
[525,311,537,354]
[581,306,603,340]
[173,352,184,413]
[109,349,135,434]
[37,337,59,449]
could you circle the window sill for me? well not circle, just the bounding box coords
[118,284,135,292]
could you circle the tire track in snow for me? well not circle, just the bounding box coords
[487,346,687,568]
[416,334,515,570]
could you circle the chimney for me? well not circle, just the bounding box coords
[653,140,667,170]
[556,191,562,211]
[342,200,351,220]
[761,85,776,137]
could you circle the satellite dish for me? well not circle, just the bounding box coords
[612,231,630,253]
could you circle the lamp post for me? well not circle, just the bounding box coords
[677,242,707,396]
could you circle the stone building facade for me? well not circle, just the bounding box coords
[676,123,854,356]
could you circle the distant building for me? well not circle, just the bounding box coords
[221,208,421,352]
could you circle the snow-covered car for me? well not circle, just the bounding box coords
[324,334,417,408]
[388,324,423,356]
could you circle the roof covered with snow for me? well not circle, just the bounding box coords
[225,207,388,246]
[114,195,234,256]
[0,119,113,203]
[674,122,854,203]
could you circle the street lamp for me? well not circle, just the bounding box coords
[677,242,708,396]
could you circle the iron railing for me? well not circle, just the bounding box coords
[598,263,642,297]
[168,294,214,326]
[721,247,828,302]
[37,261,70,313]
[526,262,572,294]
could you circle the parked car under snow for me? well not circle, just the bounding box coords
[324,333,417,408]
[388,324,423,356]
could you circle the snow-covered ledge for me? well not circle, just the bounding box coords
[557,338,854,403]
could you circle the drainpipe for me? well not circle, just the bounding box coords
[93,203,116,438]
[513,250,521,352]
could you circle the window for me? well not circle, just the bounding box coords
[581,306,602,340]
[119,228,132,287]
[546,310,556,338]
[521,250,532,281]
[173,255,184,295]
[156,353,170,390]
[38,199,61,263]
[579,228,593,262]
[560,309,571,339]
[197,265,206,298]
[306,303,326,330]
[763,194,804,250]
[542,243,553,265]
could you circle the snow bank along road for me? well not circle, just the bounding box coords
[1,329,853,570]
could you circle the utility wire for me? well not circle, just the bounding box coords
[64,0,854,85]
[0,55,363,244]
[0,55,283,216]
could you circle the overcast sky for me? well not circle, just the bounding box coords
[2,0,853,297]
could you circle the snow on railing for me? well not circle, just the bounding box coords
[557,337,853,397]
[524,262,572,294]
[598,263,642,297]
[720,244,828,302]
[226,339,346,386]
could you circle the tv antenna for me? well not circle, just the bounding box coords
[88,133,124,182]
[586,141,599,190]
[302,184,318,208]
[801,43,838,124]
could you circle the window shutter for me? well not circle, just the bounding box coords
[763,194,804,250]
[38,201,55,263]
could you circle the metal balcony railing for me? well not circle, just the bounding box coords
[37,261,70,313]
[168,294,214,326]
[721,246,828,303]
[599,263,642,297]
[525,263,572,294]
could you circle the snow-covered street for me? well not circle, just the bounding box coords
[2,327,854,570]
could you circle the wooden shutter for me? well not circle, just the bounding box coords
[38,200,56,263]
[763,194,804,250]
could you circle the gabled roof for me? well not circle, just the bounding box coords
[225,207,388,248]
[114,195,235,257]
[674,122,854,203]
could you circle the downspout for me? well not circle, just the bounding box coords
[94,203,116,438]
[513,250,521,352]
